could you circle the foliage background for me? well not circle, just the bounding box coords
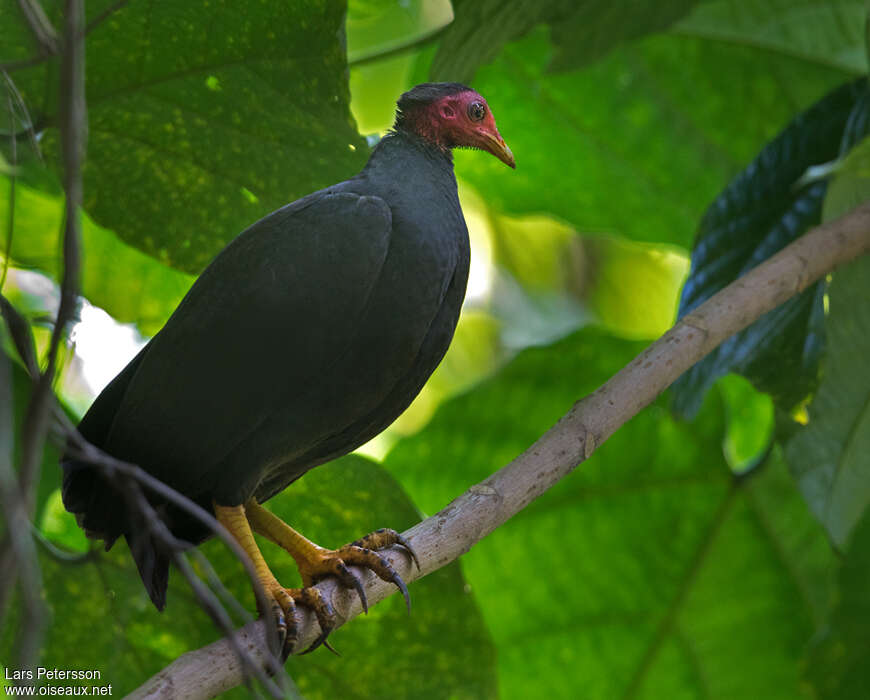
[1,0,869,698]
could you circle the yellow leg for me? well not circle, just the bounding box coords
[213,502,336,654]
[244,499,329,586]
[244,498,419,613]
[213,503,279,590]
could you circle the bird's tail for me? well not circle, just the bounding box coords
[61,456,170,610]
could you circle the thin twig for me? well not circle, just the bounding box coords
[128,201,870,700]
[9,0,85,674]
[348,24,451,68]
[20,0,86,516]
[31,525,96,564]
[1,0,133,73]
[17,0,60,57]
[1,69,44,157]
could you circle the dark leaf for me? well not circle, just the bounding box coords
[671,78,870,417]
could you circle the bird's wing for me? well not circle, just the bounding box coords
[100,191,393,493]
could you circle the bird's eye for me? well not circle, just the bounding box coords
[467,101,486,122]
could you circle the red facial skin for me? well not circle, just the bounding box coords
[412,90,515,168]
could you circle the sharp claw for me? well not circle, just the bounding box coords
[394,533,421,571]
[351,570,368,613]
[300,628,330,655]
[323,640,341,656]
[391,571,411,614]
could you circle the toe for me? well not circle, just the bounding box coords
[336,545,411,613]
[351,528,420,571]
[293,587,338,654]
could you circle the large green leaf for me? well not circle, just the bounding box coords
[673,0,867,75]
[416,26,852,251]
[804,509,870,698]
[672,79,870,417]
[429,0,867,85]
[3,0,368,274]
[383,328,836,697]
[785,255,870,548]
[1,456,497,698]
[429,0,700,84]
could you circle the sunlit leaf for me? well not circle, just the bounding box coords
[717,373,775,473]
[0,179,193,335]
[347,0,453,64]
[583,236,688,339]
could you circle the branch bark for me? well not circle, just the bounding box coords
[129,202,870,700]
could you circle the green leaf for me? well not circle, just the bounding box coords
[822,133,870,221]
[383,327,836,697]
[717,374,775,473]
[429,0,700,84]
[5,0,368,274]
[0,178,193,335]
[1,456,497,699]
[673,0,867,76]
[672,78,870,417]
[347,0,453,64]
[420,26,853,252]
[785,255,870,548]
[482,208,689,343]
[804,509,870,698]
[0,152,16,175]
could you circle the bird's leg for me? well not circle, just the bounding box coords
[213,502,337,655]
[244,498,420,615]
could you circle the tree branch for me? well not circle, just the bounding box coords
[131,200,870,699]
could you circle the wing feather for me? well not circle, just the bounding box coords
[100,191,393,494]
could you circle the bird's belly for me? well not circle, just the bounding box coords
[249,255,467,503]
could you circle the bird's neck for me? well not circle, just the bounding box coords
[367,131,455,174]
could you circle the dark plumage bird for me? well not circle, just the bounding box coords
[62,82,513,650]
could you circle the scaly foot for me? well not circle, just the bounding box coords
[215,500,419,655]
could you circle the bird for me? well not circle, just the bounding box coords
[61,82,514,652]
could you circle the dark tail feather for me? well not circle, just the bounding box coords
[62,456,171,610]
[126,529,170,610]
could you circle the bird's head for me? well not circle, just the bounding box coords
[393,82,515,168]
